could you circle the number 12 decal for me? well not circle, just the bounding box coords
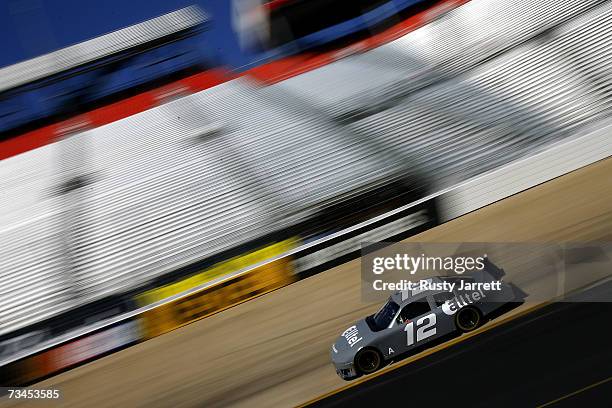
[404,313,437,346]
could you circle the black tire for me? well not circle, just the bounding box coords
[355,348,383,375]
[455,306,482,333]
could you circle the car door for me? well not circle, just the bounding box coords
[385,299,436,357]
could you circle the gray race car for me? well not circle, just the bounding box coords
[331,259,527,380]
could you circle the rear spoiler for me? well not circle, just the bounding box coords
[482,257,506,280]
[481,258,529,300]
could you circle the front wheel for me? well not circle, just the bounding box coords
[455,306,482,333]
[355,348,383,375]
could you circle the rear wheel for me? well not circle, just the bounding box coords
[455,306,482,333]
[355,348,382,375]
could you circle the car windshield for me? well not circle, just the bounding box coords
[369,298,400,331]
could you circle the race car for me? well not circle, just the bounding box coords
[331,259,527,380]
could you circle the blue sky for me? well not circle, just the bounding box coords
[0,0,251,69]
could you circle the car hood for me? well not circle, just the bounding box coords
[331,318,376,364]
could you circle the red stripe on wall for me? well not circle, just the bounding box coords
[0,69,233,160]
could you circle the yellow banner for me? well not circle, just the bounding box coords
[137,239,296,305]
[138,239,297,338]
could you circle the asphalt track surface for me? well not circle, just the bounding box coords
[308,280,612,408]
[0,158,610,408]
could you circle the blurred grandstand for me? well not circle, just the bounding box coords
[1,0,611,387]
[0,6,227,159]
